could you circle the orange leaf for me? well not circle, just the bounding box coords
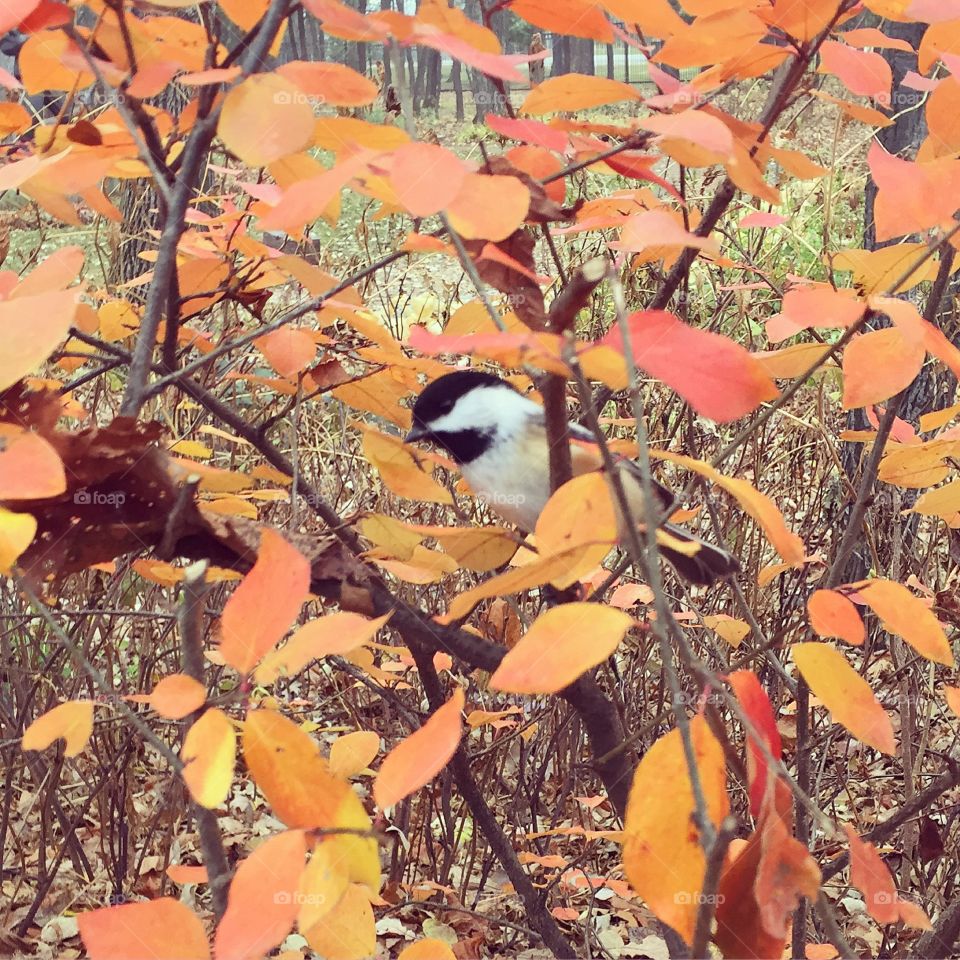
[390,142,468,217]
[807,589,865,646]
[728,670,782,819]
[818,41,892,99]
[168,864,209,884]
[768,284,864,342]
[601,310,778,423]
[255,612,392,684]
[658,450,805,564]
[181,708,236,808]
[399,940,457,960]
[622,716,729,945]
[218,528,310,674]
[854,579,953,664]
[520,74,641,115]
[759,0,842,41]
[214,830,307,960]
[361,427,453,504]
[374,687,465,808]
[277,60,378,107]
[243,709,369,840]
[79,898,209,960]
[792,642,895,754]
[446,173,530,241]
[490,604,633,694]
[509,0,613,41]
[219,73,315,166]
[535,472,618,556]
[256,327,317,379]
[22,700,94,757]
[845,825,899,924]
[0,290,78,391]
[126,674,206,720]
[945,685,960,718]
[842,327,925,409]
[0,431,66,499]
[329,730,381,778]
[611,210,719,256]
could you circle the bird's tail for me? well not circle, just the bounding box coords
[658,523,740,586]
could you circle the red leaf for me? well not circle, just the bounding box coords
[600,310,778,423]
[486,114,569,153]
[728,670,782,820]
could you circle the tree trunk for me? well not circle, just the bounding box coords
[451,59,464,120]
[606,43,615,80]
[840,18,950,585]
[552,35,571,76]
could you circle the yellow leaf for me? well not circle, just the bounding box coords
[169,439,213,459]
[181,708,236,808]
[374,688,464,809]
[534,471,618,556]
[22,700,95,758]
[438,543,605,622]
[329,730,381,778]
[0,507,37,572]
[649,451,804,564]
[703,614,750,648]
[490,604,633,694]
[297,841,349,933]
[98,300,141,342]
[304,883,376,960]
[255,613,392,684]
[911,480,960,520]
[361,428,453,504]
[878,439,960,488]
[792,643,895,754]
[243,710,381,888]
[622,716,729,944]
[520,74,641,114]
[219,73,315,166]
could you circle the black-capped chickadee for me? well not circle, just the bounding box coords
[405,370,739,585]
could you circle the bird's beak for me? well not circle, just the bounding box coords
[405,424,429,444]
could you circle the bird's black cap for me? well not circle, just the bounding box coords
[408,371,509,434]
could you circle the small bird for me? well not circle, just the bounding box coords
[405,370,739,586]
